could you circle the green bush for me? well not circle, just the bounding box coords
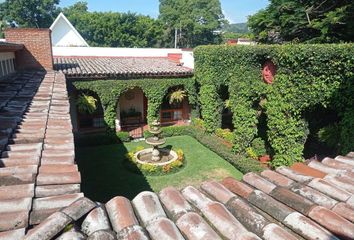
[195,44,354,166]
[183,127,264,173]
[116,131,131,142]
[251,137,267,157]
[144,125,191,138]
[317,124,340,149]
[215,128,233,143]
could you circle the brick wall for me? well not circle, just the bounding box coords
[5,28,53,70]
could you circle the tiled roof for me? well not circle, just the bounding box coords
[0,71,81,238]
[1,70,353,240]
[13,153,354,239]
[53,57,193,79]
[0,41,23,51]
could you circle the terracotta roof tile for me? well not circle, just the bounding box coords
[308,206,354,239]
[0,228,25,240]
[176,212,221,240]
[132,191,167,227]
[146,217,184,240]
[54,57,193,79]
[81,204,111,236]
[283,212,339,240]
[290,162,327,178]
[1,70,354,240]
[243,172,277,194]
[260,169,295,188]
[106,196,139,233]
[159,186,194,221]
[321,157,354,171]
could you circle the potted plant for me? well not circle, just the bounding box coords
[76,94,97,115]
[168,89,186,104]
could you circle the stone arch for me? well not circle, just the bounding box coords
[160,85,191,125]
[116,87,147,131]
[73,89,105,132]
[218,84,233,130]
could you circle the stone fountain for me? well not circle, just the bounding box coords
[135,120,178,166]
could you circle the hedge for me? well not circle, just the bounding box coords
[195,44,354,167]
[72,77,197,131]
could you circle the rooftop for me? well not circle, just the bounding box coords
[54,56,193,79]
[6,153,353,239]
[0,71,81,239]
[0,42,23,52]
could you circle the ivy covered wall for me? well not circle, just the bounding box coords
[72,77,197,130]
[194,44,354,167]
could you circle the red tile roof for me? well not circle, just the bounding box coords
[14,154,354,239]
[1,70,354,240]
[54,57,193,79]
[0,71,81,238]
[0,41,23,52]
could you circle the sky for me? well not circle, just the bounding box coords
[59,0,269,23]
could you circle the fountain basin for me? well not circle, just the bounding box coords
[135,148,178,166]
[145,137,166,146]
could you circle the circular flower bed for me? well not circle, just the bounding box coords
[125,146,185,175]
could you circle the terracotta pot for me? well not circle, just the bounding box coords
[259,155,271,163]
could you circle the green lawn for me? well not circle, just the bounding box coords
[76,135,243,202]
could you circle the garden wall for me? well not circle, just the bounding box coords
[195,44,354,166]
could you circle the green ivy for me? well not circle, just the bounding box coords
[195,44,354,166]
[72,77,197,130]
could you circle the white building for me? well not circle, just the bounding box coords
[50,13,89,47]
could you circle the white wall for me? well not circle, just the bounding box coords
[53,46,195,69]
[51,17,88,47]
[182,51,194,69]
[53,46,182,57]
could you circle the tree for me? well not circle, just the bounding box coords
[159,0,226,47]
[64,8,164,48]
[248,0,354,43]
[0,21,5,38]
[0,0,60,28]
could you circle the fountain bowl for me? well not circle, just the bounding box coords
[145,137,166,146]
[135,148,178,166]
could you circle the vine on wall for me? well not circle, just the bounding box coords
[195,44,354,166]
[72,77,197,131]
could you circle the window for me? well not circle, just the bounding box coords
[0,53,16,78]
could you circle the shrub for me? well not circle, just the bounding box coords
[144,125,191,138]
[317,124,340,149]
[195,44,354,166]
[116,131,131,142]
[246,147,258,160]
[215,128,234,143]
[183,127,264,173]
[192,118,206,130]
[251,137,267,156]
